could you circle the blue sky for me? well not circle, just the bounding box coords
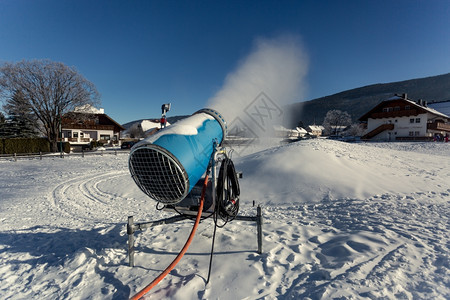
[1,0,449,124]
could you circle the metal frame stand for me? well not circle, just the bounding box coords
[127,215,189,267]
[126,206,263,267]
[126,141,263,268]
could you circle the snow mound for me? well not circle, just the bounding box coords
[237,139,449,204]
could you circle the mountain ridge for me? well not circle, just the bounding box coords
[286,73,450,127]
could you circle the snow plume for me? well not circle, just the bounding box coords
[207,34,308,144]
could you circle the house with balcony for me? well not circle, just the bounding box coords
[61,105,125,148]
[359,94,450,141]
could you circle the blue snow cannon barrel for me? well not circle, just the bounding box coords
[128,108,227,204]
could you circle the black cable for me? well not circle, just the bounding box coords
[206,212,218,285]
[206,157,241,285]
[216,158,240,226]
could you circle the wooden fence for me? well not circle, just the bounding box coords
[0,149,130,162]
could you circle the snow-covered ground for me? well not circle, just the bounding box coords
[0,140,449,299]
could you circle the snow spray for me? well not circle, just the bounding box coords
[206,34,308,143]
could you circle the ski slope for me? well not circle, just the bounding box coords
[0,139,449,299]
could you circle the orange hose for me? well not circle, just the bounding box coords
[130,174,209,300]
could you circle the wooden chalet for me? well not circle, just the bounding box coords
[61,106,125,147]
[359,94,450,141]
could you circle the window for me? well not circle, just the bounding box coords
[73,132,78,138]
[410,118,415,123]
[383,108,388,112]
[100,134,110,140]
[415,131,420,136]
[405,105,410,110]
[409,131,414,136]
[415,118,421,123]
[394,106,400,111]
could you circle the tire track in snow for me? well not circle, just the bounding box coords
[50,171,130,224]
[79,172,128,205]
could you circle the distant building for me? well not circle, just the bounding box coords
[296,127,308,137]
[306,125,325,137]
[359,94,450,141]
[273,125,307,139]
[61,105,125,147]
[122,119,171,139]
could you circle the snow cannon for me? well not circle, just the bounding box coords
[128,108,227,205]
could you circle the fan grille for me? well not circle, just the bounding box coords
[129,146,189,204]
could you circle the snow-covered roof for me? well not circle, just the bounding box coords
[74,104,104,114]
[428,100,450,117]
[296,127,308,134]
[404,99,449,119]
[307,125,324,131]
[359,95,450,121]
[122,119,172,138]
[140,119,170,132]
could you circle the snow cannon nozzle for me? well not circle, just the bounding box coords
[128,108,227,205]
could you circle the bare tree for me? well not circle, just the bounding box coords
[0,60,100,151]
[344,123,365,137]
[322,109,352,136]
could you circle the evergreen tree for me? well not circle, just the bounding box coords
[0,91,38,138]
[0,111,5,138]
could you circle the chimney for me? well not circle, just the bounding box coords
[402,93,407,99]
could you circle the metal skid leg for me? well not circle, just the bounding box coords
[127,215,190,267]
[257,205,263,254]
[233,205,263,254]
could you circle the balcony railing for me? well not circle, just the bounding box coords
[371,109,418,119]
[61,138,92,144]
[427,122,450,132]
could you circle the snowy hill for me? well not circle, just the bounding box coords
[287,72,450,126]
[0,140,449,299]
